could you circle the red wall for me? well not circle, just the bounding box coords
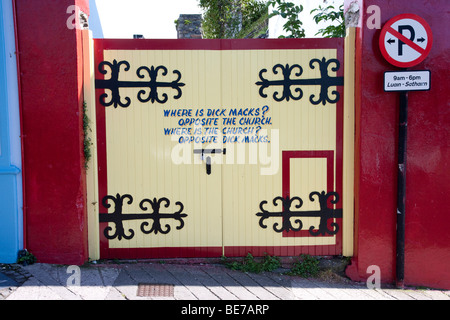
[15,0,90,265]
[345,0,450,289]
[13,0,449,289]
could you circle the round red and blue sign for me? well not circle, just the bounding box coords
[379,13,433,68]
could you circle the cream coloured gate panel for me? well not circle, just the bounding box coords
[220,49,339,255]
[103,49,223,251]
[95,40,345,259]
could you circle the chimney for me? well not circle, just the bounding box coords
[175,14,202,39]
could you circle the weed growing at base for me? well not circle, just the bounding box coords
[223,253,281,274]
[223,253,321,278]
[287,254,320,277]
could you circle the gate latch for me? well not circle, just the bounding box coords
[193,148,226,175]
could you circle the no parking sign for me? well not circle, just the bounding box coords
[379,13,433,287]
[379,13,433,68]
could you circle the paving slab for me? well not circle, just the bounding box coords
[1,261,449,302]
[221,268,280,300]
[0,272,18,288]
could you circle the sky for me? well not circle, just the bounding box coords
[89,0,344,39]
[90,0,202,39]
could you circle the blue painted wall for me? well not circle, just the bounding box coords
[89,0,104,38]
[0,0,23,263]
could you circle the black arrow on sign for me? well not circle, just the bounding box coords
[417,37,426,43]
[387,38,395,44]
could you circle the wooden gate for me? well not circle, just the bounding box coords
[93,38,350,260]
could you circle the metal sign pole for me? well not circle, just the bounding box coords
[379,13,433,289]
[396,90,408,288]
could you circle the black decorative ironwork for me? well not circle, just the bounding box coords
[256,58,344,105]
[95,59,185,107]
[256,191,343,236]
[99,193,187,241]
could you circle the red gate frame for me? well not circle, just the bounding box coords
[94,38,344,259]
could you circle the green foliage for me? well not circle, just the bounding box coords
[287,254,320,277]
[241,0,269,32]
[198,0,240,38]
[224,253,281,273]
[269,1,345,39]
[17,250,36,266]
[83,101,93,170]
[237,12,269,38]
[198,0,268,38]
[268,0,305,38]
[311,4,345,38]
[199,0,345,39]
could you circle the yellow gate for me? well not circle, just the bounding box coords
[93,38,351,259]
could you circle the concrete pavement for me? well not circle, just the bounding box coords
[1,260,449,301]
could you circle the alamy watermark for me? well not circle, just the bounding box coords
[164,106,280,175]
[170,127,280,176]
[66,265,81,287]
[366,5,381,30]
[366,265,381,289]
[66,5,88,30]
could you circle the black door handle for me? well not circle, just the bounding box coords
[194,148,226,175]
[206,156,211,175]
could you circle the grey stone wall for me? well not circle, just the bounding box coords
[176,14,202,39]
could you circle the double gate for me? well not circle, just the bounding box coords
[93,38,349,259]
